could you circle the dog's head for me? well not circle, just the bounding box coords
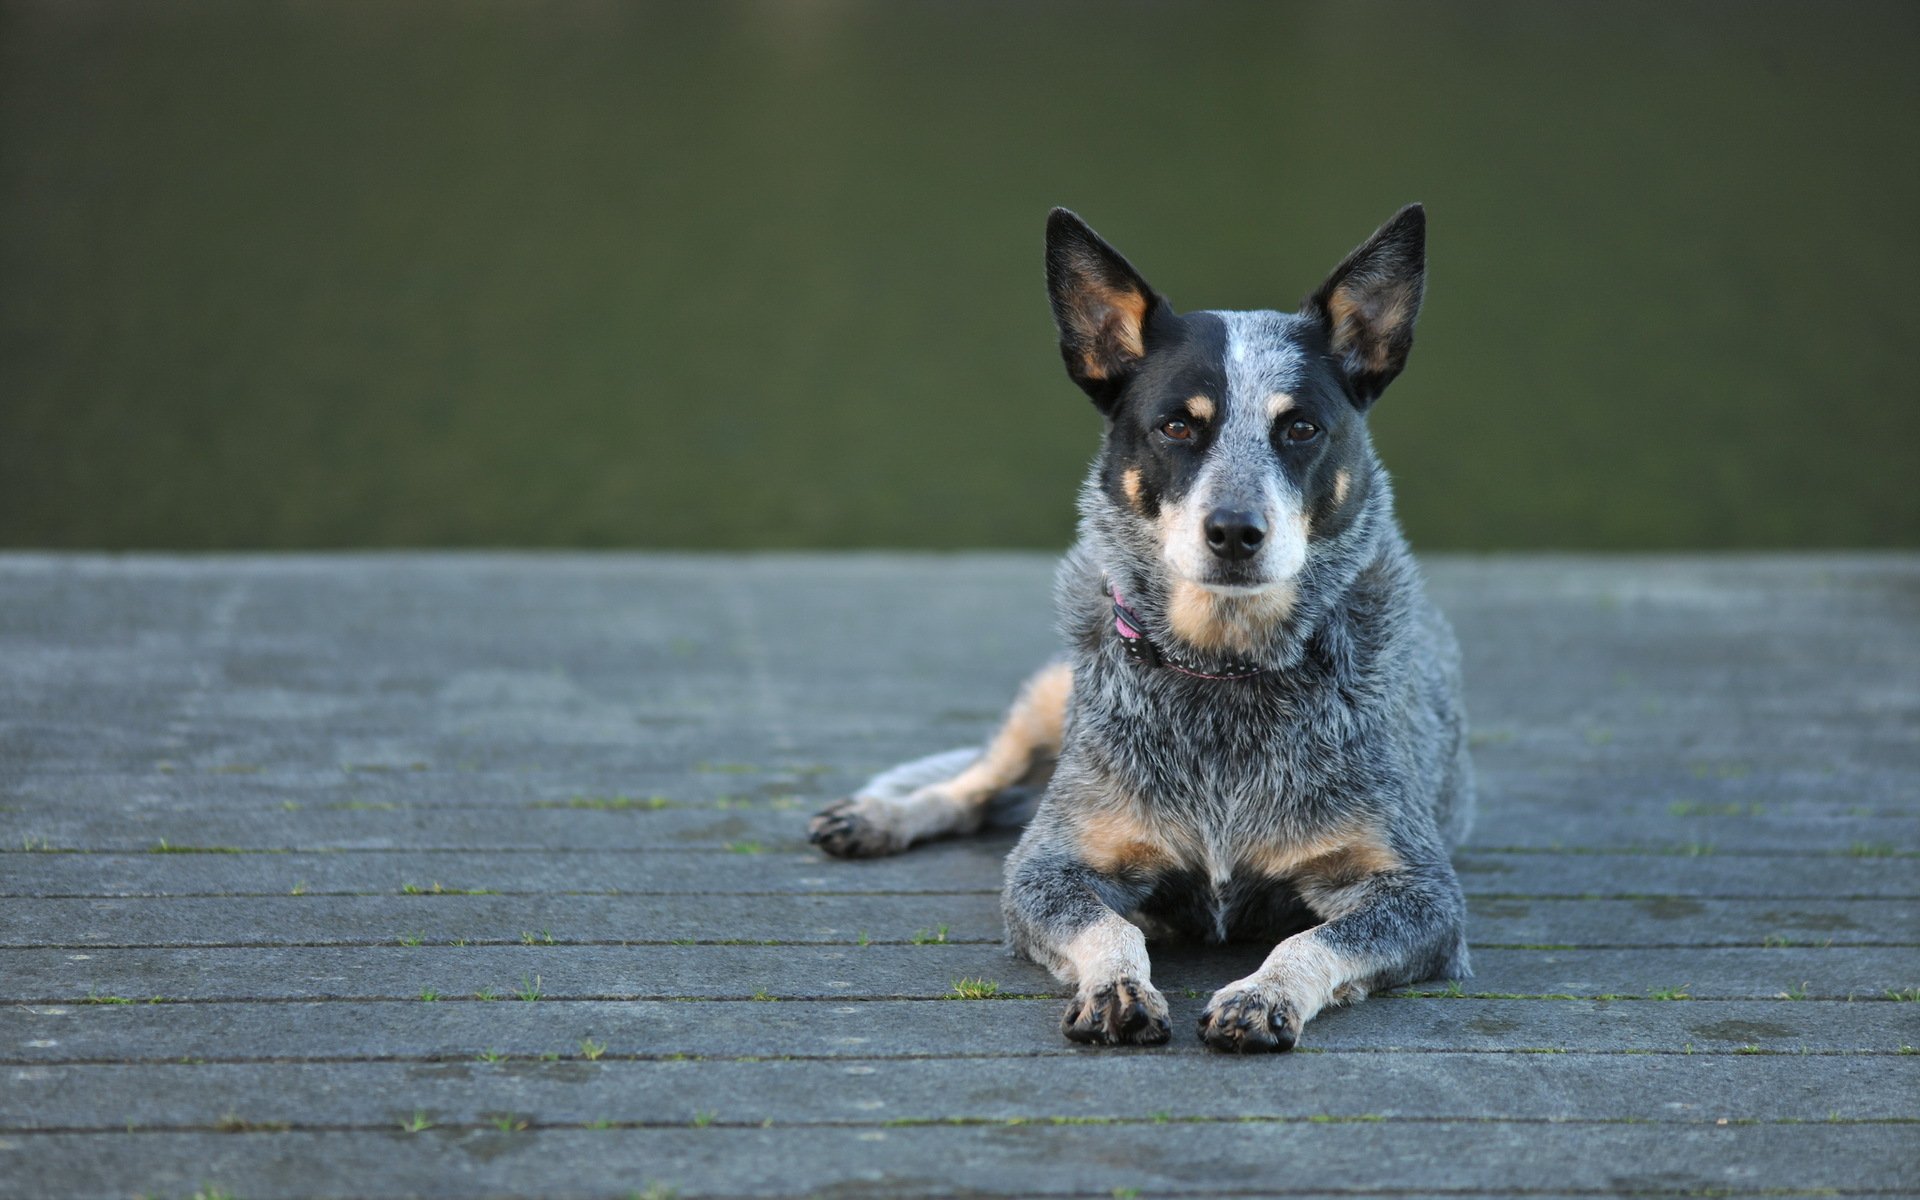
[1046,205,1425,640]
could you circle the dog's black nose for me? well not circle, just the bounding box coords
[1204,509,1266,561]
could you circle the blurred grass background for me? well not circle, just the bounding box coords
[2,0,1915,550]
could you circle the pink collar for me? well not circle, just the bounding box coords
[1107,584,1265,681]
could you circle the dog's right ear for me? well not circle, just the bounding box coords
[1046,209,1165,412]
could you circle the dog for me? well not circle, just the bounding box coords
[809,205,1473,1053]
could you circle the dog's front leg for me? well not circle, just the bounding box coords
[1003,846,1170,1046]
[1198,853,1468,1053]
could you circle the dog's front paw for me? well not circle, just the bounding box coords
[807,798,904,858]
[1060,977,1171,1046]
[1197,984,1301,1054]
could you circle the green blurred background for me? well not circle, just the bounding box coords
[3,0,1915,551]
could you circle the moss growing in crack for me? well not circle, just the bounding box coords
[532,795,675,811]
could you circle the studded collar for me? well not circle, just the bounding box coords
[1106,584,1266,681]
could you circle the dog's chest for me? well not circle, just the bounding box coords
[1087,672,1339,819]
[1079,671,1365,939]
[1089,760,1345,943]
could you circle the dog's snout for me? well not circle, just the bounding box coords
[1204,509,1267,561]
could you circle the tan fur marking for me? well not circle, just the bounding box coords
[1332,469,1352,508]
[1165,579,1296,654]
[1242,823,1401,881]
[1327,283,1413,371]
[1362,292,1411,370]
[944,662,1071,803]
[1325,288,1362,349]
[828,664,1071,851]
[1265,392,1294,420]
[1244,823,1404,922]
[1187,394,1216,421]
[1121,467,1145,513]
[1074,807,1183,875]
[1108,289,1148,359]
[1075,284,1148,379]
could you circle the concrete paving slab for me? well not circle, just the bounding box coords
[6,760,1916,816]
[3,846,1916,900]
[0,1122,1911,1199]
[6,797,1914,853]
[2,943,1912,1002]
[2,552,1916,1198]
[4,893,1912,949]
[1,999,1911,1064]
[9,1054,1916,1131]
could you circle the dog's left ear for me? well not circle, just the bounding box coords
[1306,203,1426,408]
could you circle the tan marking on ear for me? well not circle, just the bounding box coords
[942,662,1072,804]
[1265,392,1294,420]
[1325,288,1363,351]
[1363,290,1413,371]
[1327,283,1414,372]
[1107,289,1148,359]
[1187,394,1216,421]
[1073,284,1148,380]
[1074,806,1185,876]
[1121,468,1145,513]
[1166,579,1296,654]
[1332,469,1352,508]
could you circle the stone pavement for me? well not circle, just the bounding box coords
[0,553,1914,1199]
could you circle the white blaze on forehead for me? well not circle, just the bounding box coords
[1218,311,1307,398]
[1210,313,1304,470]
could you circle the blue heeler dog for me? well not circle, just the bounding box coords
[810,205,1473,1053]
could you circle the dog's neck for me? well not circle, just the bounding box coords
[1106,584,1269,680]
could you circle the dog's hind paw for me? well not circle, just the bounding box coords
[807,798,903,858]
[1197,986,1301,1054]
[1060,977,1171,1047]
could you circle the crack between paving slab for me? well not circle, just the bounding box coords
[3,1115,1915,1136]
[0,1047,1909,1069]
[4,993,1907,1006]
[7,939,1917,951]
[6,845,1915,856]
[7,889,1918,901]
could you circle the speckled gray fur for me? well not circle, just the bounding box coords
[1002,436,1474,967]
[815,206,1474,1050]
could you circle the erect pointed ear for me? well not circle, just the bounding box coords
[1306,203,1426,408]
[1046,208,1167,411]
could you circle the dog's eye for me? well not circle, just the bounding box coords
[1159,419,1194,442]
[1283,420,1321,444]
